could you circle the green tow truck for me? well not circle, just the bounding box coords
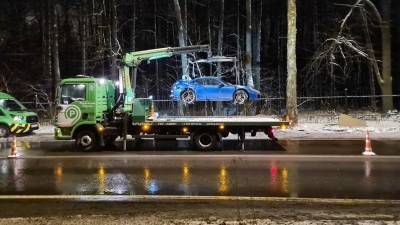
[0,92,40,137]
[55,45,288,151]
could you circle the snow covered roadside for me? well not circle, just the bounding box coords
[280,112,400,140]
[274,120,400,140]
[0,200,399,225]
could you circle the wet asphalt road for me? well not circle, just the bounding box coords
[1,155,400,199]
[0,139,399,200]
[0,138,399,157]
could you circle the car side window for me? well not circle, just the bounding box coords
[207,79,221,86]
[197,79,207,85]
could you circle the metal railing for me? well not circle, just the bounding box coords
[19,94,400,122]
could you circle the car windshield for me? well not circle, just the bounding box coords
[0,99,26,111]
[60,84,86,105]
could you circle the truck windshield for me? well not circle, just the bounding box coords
[0,99,26,111]
[60,84,86,105]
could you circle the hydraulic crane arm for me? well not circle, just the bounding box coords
[122,45,210,68]
[114,45,210,113]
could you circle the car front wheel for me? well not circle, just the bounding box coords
[181,89,196,104]
[233,90,249,104]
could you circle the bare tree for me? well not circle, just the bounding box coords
[52,0,61,102]
[380,0,393,111]
[287,0,298,124]
[216,0,225,75]
[245,0,254,87]
[173,0,188,77]
[110,0,119,80]
[131,0,137,94]
[81,0,87,74]
[253,0,262,91]
[307,0,394,111]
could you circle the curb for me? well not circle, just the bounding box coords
[2,154,400,160]
[0,195,399,205]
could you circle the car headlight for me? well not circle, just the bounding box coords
[13,116,24,121]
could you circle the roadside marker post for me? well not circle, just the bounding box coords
[362,130,376,156]
[8,135,18,158]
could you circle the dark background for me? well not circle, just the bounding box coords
[0,0,399,109]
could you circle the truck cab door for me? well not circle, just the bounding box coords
[56,84,88,128]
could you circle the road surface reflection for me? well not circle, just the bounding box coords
[0,157,399,199]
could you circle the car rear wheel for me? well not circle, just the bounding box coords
[233,90,249,105]
[0,125,10,138]
[181,89,196,104]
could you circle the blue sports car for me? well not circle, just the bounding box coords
[170,77,261,104]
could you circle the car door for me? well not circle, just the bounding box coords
[218,81,235,101]
[192,79,207,101]
[204,78,222,101]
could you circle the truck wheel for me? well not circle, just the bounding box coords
[233,90,248,105]
[194,132,218,151]
[0,125,10,138]
[76,130,98,152]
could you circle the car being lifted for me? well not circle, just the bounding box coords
[171,76,261,105]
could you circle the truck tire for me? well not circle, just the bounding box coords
[75,130,98,152]
[194,132,218,151]
[0,125,10,138]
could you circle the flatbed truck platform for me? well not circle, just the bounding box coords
[124,116,288,151]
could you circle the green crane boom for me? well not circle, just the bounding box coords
[118,45,210,109]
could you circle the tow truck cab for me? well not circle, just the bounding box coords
[0,92,39,137]
[54,76,116,140]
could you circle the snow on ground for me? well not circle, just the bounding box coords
[276,111,400,139]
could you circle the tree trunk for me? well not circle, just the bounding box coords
[111,0,118,80]
[131,0,137,95]
[236,0,242,85]
[216,0,225,115]
[81,0,87,74]
[41,0,47,79]
[217,0,224,57]
[52,0,61,102]
[245,0,254,87]
[380,0,393,111]
[173,0,188,78]
[154,0,159,99]
[360,9,377,110]
[286,0,298,124]
[47,0,53,100]
[253,0,262,91]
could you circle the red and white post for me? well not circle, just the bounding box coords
[362,130,376,156]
